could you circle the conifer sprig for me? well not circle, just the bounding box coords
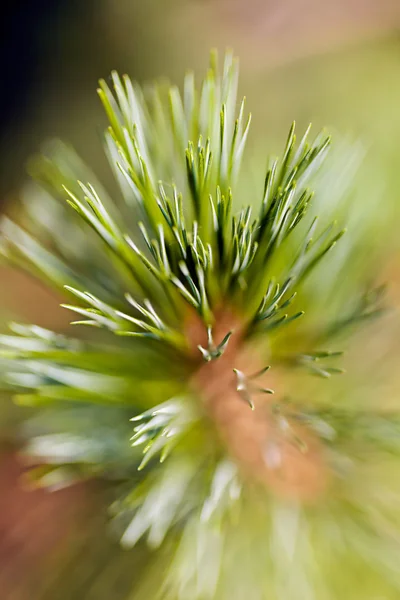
[0,52,343,359]
[0,51,395,599]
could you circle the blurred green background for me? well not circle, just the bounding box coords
[1,1,400,598]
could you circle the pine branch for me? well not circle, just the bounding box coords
[0,50,395,599]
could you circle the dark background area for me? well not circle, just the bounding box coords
[1,2,74,196]
[0,1,106,198]
[1,2,65,130]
